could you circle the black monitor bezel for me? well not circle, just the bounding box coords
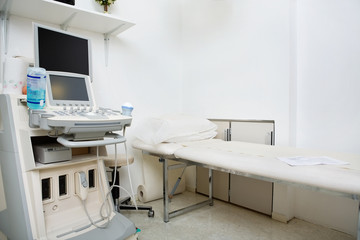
[34,23,93,79]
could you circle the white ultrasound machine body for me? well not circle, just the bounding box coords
[29,71,132,146]
[0,22,138,240]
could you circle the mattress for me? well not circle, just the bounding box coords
[133,138,360,196]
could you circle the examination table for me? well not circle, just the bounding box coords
[132,138,360,239]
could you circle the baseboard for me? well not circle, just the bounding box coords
[272,212,292,223]
[186,186,196,193]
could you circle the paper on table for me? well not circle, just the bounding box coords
[278,156,349,166]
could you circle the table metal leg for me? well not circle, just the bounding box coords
[160,157,213,222]
[209,168,213,206]
[161,158,169,222]
[357,202,360,240]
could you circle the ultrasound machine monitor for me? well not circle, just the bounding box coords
[34,23,92,79]
[46,71,95,108]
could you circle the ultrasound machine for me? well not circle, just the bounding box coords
[29,71,132,146]
[0,23,138,239]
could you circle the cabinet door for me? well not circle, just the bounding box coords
[229,120,274,215]
[230,121,274,145]
[196,120,229,201]
[196,167,229,201]
[230,175,273,215]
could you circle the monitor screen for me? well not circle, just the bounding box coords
[34,24,92,78]
[50,75,89,101]
[46,72,94,107]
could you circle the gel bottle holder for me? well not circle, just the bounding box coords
[27,67,46,109]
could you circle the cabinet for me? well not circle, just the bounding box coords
[196,119,275,215]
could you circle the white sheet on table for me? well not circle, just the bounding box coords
[278,156,349,166]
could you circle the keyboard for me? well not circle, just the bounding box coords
[51,107,121,120]
[29,107,132,140]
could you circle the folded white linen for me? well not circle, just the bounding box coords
[134,114,217,145]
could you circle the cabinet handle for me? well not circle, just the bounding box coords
[270,131,274,145]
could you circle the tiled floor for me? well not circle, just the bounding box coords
[122,191,355,240]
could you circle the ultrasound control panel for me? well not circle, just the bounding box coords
[28,71,132,140]
[52,107,121,119]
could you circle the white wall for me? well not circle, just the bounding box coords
[293,1,360,236]
[181,0,360,154]
[296,0,360,154]
[181,0,291,146]
[180,0,360,236]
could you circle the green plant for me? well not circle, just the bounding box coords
[95,0,116,12]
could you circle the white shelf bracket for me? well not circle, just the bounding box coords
[60,12,77,31]
[0,0,11,87]
[103,23,126,67]
[1,0,10,54]
[104,32,110,67]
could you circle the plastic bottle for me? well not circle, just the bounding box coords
[27,67,46,109]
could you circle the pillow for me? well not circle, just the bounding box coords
[134,114,217,145]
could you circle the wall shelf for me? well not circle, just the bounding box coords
[1,0,135,72]
[5,0,135,36]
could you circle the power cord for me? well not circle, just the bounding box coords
[80,132,138,229]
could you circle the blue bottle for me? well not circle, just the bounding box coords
[27,67,46,109]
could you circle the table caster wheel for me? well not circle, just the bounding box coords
[148,210,155,218]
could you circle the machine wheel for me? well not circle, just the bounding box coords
[148,210,155,218]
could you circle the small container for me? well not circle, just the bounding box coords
[122,102,133,116]
[27,67,46,109]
